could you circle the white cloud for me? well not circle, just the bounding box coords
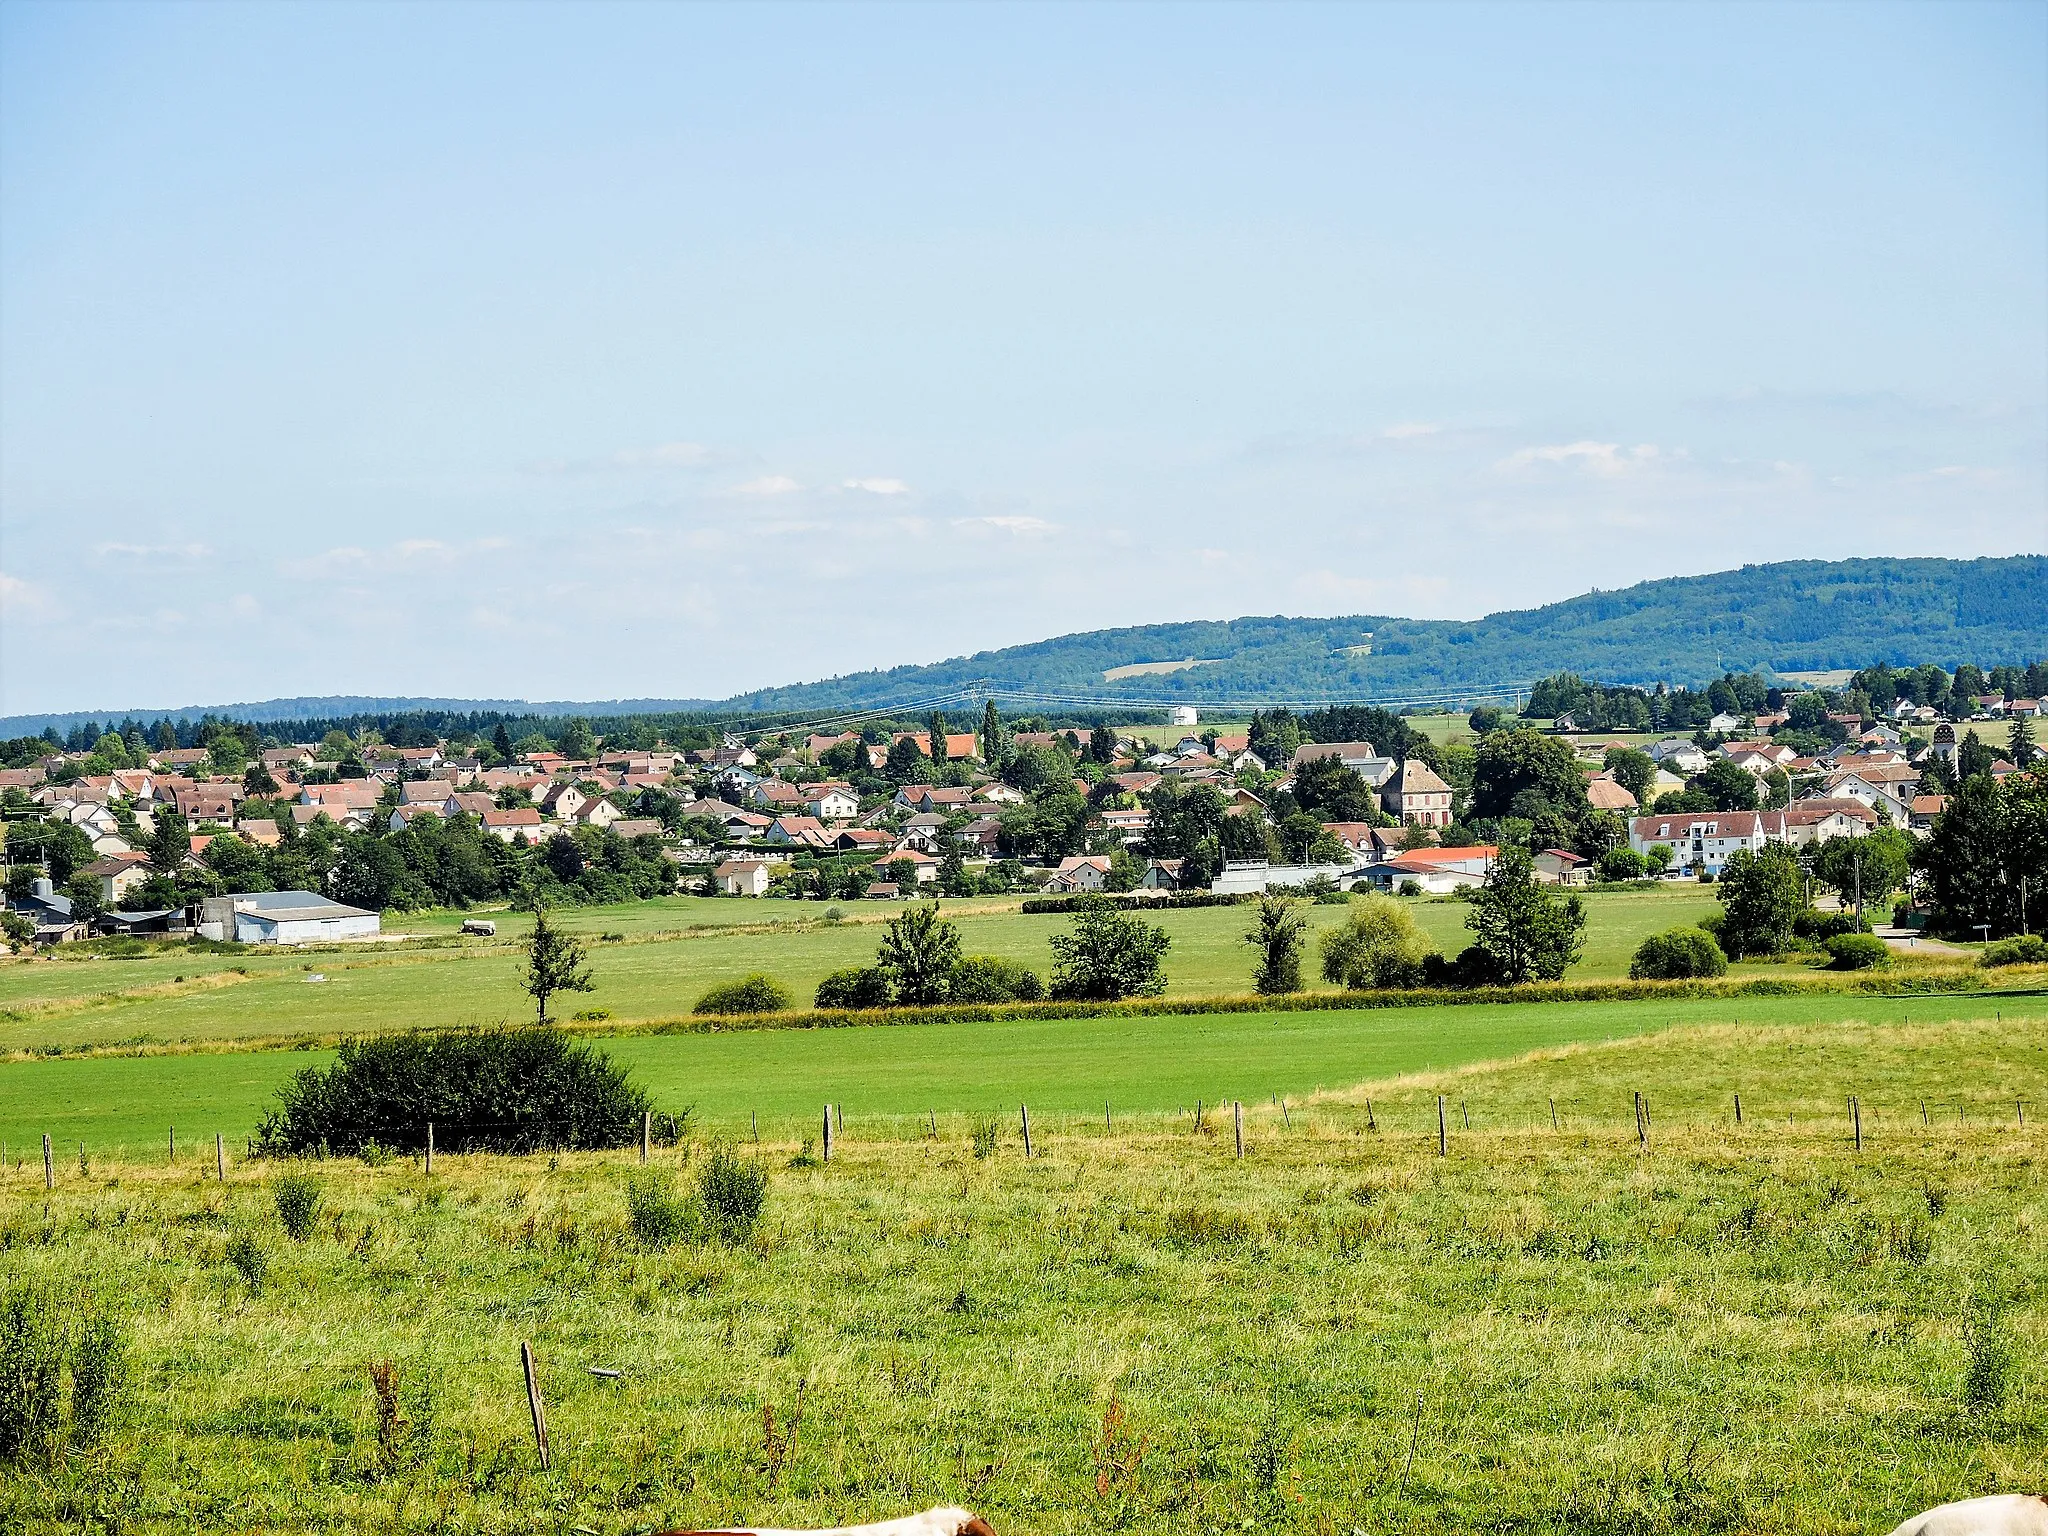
[1381,422,1442,440]
[93,540,213,561]
[1499,441,1661,477]
[395,538,449,558]
[952,515,1056,536]
[733,475,801,497]
[843,477,911,495]
[0,571,64,622]
[228,593,261,618]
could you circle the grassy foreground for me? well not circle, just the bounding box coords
[3,1014,2043,1534]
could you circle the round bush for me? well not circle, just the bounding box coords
[813,966,894,1009]
[694,974,793,1015]
[1982,934,2048,968]
[947,954,1045,1003]
[1825,933,1891,971]
[1794,909,1871,941]
[697,1145,769,1244]
[1628,927,1729,980]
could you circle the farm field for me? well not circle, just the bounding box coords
[1,888,1737,1053]
[5,989,2042,1156]
[2,1013,2041,1535]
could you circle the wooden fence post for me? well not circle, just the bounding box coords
[753,1110,760,1144]
[1437,1096,1447,1157]
[1635,1093,1648,1151]
[1105,1100,1112,1133]
[1020,1103,1033,1159]
[520,1340,551,1470]
[822,1105,832,1163]
[215,1133,225,1182]
[1233,1101,1244,1159]
[1366,1098,1376,1132]
[169,1125,175,1164]
[641,1111,650,1164]
[1461,1100,1470,1131]
[1850,1095,1862,1152]
[1279,1097,1290,1130]
[425,1122,435,1175]
[43,1133,54,1190]
[1549,1097,1559,1132]
[1921,1099,1928,1126]
[1733,1093,1742,1126]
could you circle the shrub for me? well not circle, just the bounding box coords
[1963,1310,2012,1414]
[1629,928,1728,980]
[947,955,1045,1003]
[697,1145,769,1244]
[971,1118,1000,1159]
[256,1026,652,1156]
[68,1305,128,1449]
[625,1168,693,1249]
[1826,933,1890,970]
[1982,935,2048,967]
[1794,909,1871,941]
[273,1171,322,1241]
[814,966,894,1009]
[1049,897,1170,1001]
[0,1284,64,1463]
[1247,895,1309,995]
[1320,895,1433,990]
[1421,946,1511,988]
[226,1233,268,1291]
[695,974,793,1015]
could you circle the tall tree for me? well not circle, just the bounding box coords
[1049,896,1171,1000]
[493,723,515,762]
[927,711,949,768]
[520,907,594,1023]
[1716,844,1804,956]
[980,698,1006,768]
[877,901,962,1004]
[1465,845,1586,982]
[2009,716,2038,769]
[1470,728,1591,822]
[1245,895,1308,995]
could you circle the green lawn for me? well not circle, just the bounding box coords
[7,990,2040,1155]
[0,888,1735,1054]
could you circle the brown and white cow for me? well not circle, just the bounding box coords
[1883,1494,2048,1536]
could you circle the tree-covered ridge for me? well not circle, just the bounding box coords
[6,555,2043,736]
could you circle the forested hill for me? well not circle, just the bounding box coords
[6,556,2043,735]
[721,555,2047,712]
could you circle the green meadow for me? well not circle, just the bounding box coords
[0,888,1732,1054]
[3,1012,2042,1535]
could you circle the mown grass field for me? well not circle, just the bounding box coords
[0,888,1738,1054]
[3,1013,2042,1535]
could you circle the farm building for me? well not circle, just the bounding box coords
[198,891,382,945]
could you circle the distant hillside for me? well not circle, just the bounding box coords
[6,555,2042,736]
[720,555,2047,713]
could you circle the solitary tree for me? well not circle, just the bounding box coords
[1049,896,1171,1000]
[493,723,515,762]
[520,907,593,1022]
[2010,716,2038,770]
[1245,895,1308,994]
[1466,845,1586,983]
[928,711,949,769]
[1813,827,1913,918]
[980,698,1006,769]
[878,901,962,1004]
[1716,844,1804,956]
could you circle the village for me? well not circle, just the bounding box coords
[4,669,2040,946]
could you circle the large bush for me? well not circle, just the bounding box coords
[1825,933,1891,971]
[948,954,1045,1003]
[1320,894,1434,990]
[814,966,894,1009]
[1049,896,1171,1001]
[1629,928,1728,980]
[1982,935,2048,967]
[694,974,793,1015]
[255,1027,652,1155]
[697,1145,770,1245]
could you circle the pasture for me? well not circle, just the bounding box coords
[0,887,1735,1055]
[3,1012,2042,1535]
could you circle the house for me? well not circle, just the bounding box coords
[1099,807,1152,844]
[1779,798,1880,844]
[6,877,86,942]
[954,815,1004,853]
[747,780,805,811]
[1649,739,1710,774]
[388,804,443,831]
[260,746,316,772]
[1045,855,1114,893]
[1532,848,1591,885]
[172,785,240,822]
[1106,772,1162,798]
[1819,766,1918,827]
[398,779,459,806]
[603,817,661,840]
[535,782,588,823]
[833,827,894,853]
[302,782,381,811]
[765,815,831,847]
[2012,699,2043,718]
[201,890,382,945]
[1708,712,1743,733]
[1291,743,1397,787]
[974,782,1027,805]
[876,849,941,885]
[1909,794,1948,831]
[1720,739,1797,765]
[445,791,497,819]
[573,798,624,831]
[714,859,772,896]
[1585,775,1639,812]
[1351,845,1498,895]
[152,748,211,771]
[235,818,282,847]
[82,852,153,904]
[1318,822,1384,857]
[894,785,975,814]
[479,807,545,843]
[891,731,982,763]
[805,786,860,821]
[1138,858,1184,889]
[1382,759,1454,828]
[894,812,948,853]
[720,809,774,842]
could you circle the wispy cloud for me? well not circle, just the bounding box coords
[733,475,801,497]
[0,572,64,622]
[1381,422,1442,440]
[93,541,212,561]
[618,441,711,468]
[1499,441,1662,478]
[952,514,1056,536]
[843,477,910,495]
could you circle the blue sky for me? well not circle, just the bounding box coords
[2,0,2043,717]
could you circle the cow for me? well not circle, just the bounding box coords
[1882,1494,2048,1536]
[656,1508,995,1536]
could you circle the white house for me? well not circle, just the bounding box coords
[204,891,382,945]
[1350,845,1498,895]
[714,858,771,896]
[1045,855,1113,893]
[805,787,860,821]
[1649,739,1710,774]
